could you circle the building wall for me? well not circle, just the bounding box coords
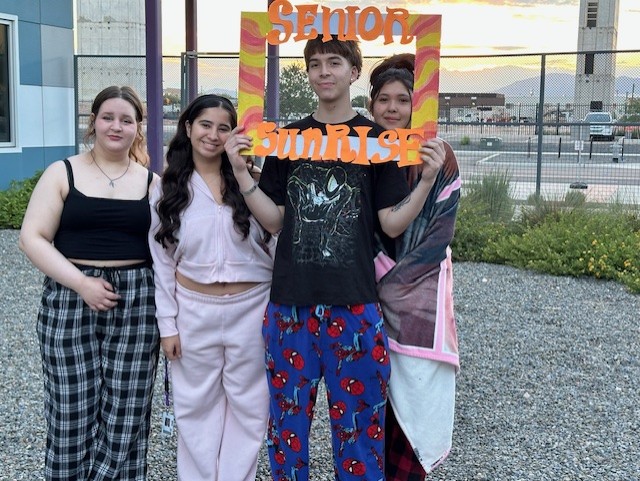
[574,0,620,118]
[0,0,74,189]
[76,0,146,103]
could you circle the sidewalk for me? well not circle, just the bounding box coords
[510,180,640,204]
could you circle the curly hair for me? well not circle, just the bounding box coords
[154,94,254,248]
[83,85,149,166]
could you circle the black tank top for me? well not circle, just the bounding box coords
[53,158,153,261]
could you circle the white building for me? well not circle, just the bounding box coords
[574,0,620,119]
[75,0,146,104]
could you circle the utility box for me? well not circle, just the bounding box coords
[480,136,503,149]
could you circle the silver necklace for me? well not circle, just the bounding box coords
[90,149,131,187]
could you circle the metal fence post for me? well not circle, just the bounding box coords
[535,54,546,198]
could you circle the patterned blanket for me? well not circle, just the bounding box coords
[377,142,461,368]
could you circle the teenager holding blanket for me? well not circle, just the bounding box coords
[369,53,461,480]
[225,37,446,481]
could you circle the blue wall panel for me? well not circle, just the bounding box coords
[44,145,74,166]
[41,0,73,29]
[0,0,40,23]
[18,21,42,86]
[0,146,74,189]
[0,1,76,190]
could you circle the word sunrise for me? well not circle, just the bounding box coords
[254,122,423,166]
[267,0,414,45]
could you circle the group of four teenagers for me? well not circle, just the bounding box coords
[19,34,460,481]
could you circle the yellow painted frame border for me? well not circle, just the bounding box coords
[237,10,441,162]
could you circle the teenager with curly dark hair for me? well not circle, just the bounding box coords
[370,54,461,481]
[149,94,275,481]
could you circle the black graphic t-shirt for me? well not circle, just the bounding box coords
[259,114,410,306]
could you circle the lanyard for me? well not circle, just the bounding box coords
[161,356,175,436]
[163,356,171,407]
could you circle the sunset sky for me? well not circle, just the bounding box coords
[160,0,640,57]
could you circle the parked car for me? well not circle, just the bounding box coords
[584,111,614,141]
[455,113,479,122]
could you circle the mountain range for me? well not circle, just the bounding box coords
[440,65,639,98]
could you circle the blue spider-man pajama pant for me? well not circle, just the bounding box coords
[263,302,391,481]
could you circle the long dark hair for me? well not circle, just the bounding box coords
[154,94,252,247]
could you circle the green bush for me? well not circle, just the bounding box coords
[464,170,514,222]
[460,135,470,145]
[470,206,640,293]
[0,171,42,229]
[452,200,511,262]
[451,173,640,293]
[564,189,586,208]
[520,191,584,228]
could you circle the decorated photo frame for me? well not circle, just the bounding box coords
[237,2,441,166]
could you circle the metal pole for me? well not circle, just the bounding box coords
[186,0,198,103]
[145,0,163,174]
[558,137,561,158]
[534,54,546,198]
[74,55,79,154]
[266,0,280,123]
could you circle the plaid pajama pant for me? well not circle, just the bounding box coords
[36,263,160,481]
[385,403,427,481]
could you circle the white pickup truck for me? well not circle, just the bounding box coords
[584,112,614,141]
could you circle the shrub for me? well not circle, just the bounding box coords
[460,135,470,145]
[451,172,640,294]
[564,189,586,208]
[482,209,640,293]
[451,199,511,262]
[520,190,588,229]
[464,170,514,222]
[0,171,42,229]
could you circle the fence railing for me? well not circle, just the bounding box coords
[75,50,640,205]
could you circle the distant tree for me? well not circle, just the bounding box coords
[623,97,640,121]
[163,91,180,106]
[351,95,369,109]
[278,62,317,121]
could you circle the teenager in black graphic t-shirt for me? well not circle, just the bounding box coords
[259,113,409,306]
[227,36,447,481]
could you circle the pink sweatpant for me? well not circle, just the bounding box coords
[171,282,270,481]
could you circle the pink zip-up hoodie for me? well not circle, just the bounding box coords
[148,172,276,337]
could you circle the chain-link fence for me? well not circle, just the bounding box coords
[75,50,640,204]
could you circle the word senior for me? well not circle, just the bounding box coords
[267,0,414,45]
[254,122,423,167]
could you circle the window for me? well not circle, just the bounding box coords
[584,53,594,75]
[587,1,598,28]
[0,16,16,146]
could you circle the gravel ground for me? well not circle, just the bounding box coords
[1,228,639,481]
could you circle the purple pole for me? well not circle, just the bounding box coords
[145,0,163,174]
[266,0,279,123]
[186,0,198,103]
